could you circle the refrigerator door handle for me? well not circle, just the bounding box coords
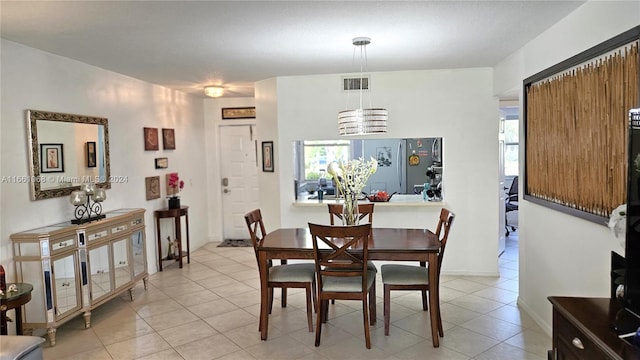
[397,142,403,191]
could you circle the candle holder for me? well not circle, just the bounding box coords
[70,183,107,224]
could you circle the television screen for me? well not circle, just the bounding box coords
[625,109,640,321]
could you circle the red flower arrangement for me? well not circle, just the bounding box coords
[168,173,184,198]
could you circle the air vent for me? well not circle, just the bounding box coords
[343,76,369,91]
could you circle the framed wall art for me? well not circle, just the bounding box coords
[86,141,97,168]
[162,128,175,150]
[262,141,274,172]
[222,107,256,120]
[144,127,159,151]
[145,176,161,200]
[40,143,64,173]
[155,157,168,169]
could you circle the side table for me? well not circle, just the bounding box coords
[1,283,33,335]
[154,206,191,271]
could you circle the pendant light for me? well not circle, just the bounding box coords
[338,37,388,136]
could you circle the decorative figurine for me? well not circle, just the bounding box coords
[166,236,174,260]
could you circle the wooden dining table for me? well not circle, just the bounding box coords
[257,227,443,347]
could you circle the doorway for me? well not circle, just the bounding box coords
[219,125,259,240]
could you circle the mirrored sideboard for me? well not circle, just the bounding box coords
[10,208,148,346]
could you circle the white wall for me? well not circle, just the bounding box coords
[255,68,501,276]
[1,40,207,279]
[493,1,640,333]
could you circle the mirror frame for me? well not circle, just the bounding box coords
[27,110,111,200]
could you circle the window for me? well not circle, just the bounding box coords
[502,107,519,177]
[302,140,350,181]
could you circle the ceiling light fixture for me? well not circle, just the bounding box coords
[204,85,224,98]
[338,37,388,136]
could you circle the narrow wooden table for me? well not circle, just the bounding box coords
[257,227,442,347]
[1,283,33,335]
[155,206,190,271]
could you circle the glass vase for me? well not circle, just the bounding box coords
[342,192,359,225]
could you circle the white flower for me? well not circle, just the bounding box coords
[608,204,627,243]
[327,156,377,197]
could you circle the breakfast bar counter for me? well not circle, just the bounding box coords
[293,194,444,207]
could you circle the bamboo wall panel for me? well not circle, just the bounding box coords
[526,42,638,218]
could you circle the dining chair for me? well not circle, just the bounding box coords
[327,203,377,304]
[327,203,374,226]
[308,222,376,349]
[380,208,455,336]
[505,176,518,236]
[244,209,316,332]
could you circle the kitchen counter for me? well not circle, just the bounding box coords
[294,194,444,207]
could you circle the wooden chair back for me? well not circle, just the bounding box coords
[434,208,455,275]
[244,209,267,263]
[327,203,375,225]
[308,223,372,292]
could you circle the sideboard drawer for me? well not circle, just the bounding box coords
[553,308,610,360]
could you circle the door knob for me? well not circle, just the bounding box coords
[223,189,230,193]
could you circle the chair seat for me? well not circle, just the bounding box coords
[381,264,428,285]
[506,203,518,212]
[322,270,376,292]
[269,263,316,282]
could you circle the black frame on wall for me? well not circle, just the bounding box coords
[522,25,640,225]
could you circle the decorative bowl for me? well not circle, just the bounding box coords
[366,192,396,202]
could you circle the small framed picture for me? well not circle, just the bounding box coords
[162,128,176,150]
[262,141,274,172]
[155,157,168,169]
[145,176,161,200]
[144,127,159,151]
[40,143,64,173]
[222,107,256,120]
[86,142,97,168]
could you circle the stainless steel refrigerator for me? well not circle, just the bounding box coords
[358,137,442,195]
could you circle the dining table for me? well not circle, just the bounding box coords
[257,227,443,347]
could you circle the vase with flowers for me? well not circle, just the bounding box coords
[167,173,184,209]
[327,157,377,225]
[609,203,627,248]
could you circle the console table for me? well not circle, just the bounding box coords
[549,296,640,359]
[154,206,190,271]
[11,208,148,346]
[0,283,33,335]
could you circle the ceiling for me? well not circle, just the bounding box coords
[1,1,585,98]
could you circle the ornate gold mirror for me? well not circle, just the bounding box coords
[27,110,111,200]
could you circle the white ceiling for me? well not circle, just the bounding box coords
[1,1,585,98]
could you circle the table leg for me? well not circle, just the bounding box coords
[428,253,440,347]
[175,216,183,269]
[185,212,191,264]
[156,216,163,271]
[0,307,7,335]
[258,251,269,340]
[15,307,23,335]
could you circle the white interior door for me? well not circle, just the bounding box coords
[220,125,259,239]
[498,112,506,256]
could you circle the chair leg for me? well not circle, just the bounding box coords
[281,288,287,307]
[369,281,376,325]
[312,279,318,313]
[305,285,313,332]
[315,297,323,346]
[322,300,329,323]
[384,284,391,336]
[268,288,274,314]
[421,290,428,311]
[362,297,371,349]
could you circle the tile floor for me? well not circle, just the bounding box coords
[40,231,550,359]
